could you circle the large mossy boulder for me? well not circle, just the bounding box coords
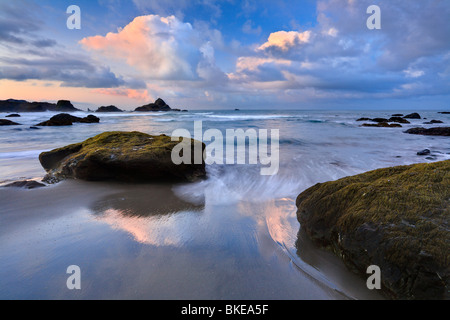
[39,131,206,183]
[296,160,450,299]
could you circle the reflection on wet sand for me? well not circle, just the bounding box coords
[91,184,204,246]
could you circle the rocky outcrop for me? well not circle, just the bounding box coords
[0,99,80,112]
[405,127,450,136]
[36,113,100,126]
[39,131,206,183]
[5,114,20,118]
[135,98,176,112]
[0,119,21,125]
[95,105,123,112]
[296,160,450,299]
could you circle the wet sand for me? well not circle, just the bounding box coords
[0,180,383,300]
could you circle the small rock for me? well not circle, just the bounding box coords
[371,118,389,123]
[417,149,431,156]
[36,113,100,126]
[403,113,421,119]
[423,120,444,124]
[361,123,402,128]
[405,127,450,136]
[5,114,20,117]
[0,119,21,125]
[389,117,410,124]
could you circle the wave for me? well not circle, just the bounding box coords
[0,150,44,159]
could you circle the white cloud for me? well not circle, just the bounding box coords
[81,15,211,81]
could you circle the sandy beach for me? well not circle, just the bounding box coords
[0,179,385,299]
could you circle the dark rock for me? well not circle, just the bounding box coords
[423,120,444,124]
[36,113,100,126]
[403,113,421,119]
[3,180,46,189]
[405,127,450,136]
[417,149,431,156]
[95,105,123,112]
[0,99,80,112]
[29,126,41,130]
[438,112,450,114]
[0,119,21,126]
[39,131,206,183]
[79,115,100,123]
[296,160,450,299]
[356,117,371,122]
[135,98,175,112]
[55,100,77,111]
[361,123,402,128]
[5,114,20,118]
[371,118,389,123]
[389,117,410,124]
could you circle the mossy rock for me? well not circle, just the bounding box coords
[296,160,450,299]
[39,131,206,183]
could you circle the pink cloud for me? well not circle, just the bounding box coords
[258,31,311,52]
[92,88,151,101]
[80,15,203,80]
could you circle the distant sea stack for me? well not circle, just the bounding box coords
[95,105,123,112]
[134,98,179,112]
[0,99,80,112]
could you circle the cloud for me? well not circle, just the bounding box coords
[258,30,311,52]
[242,20,262,35]
[81,15,203,80]
[0,55,127,88]
[226,0,450,105]
[92,88,151,101]
[81,14,227,84]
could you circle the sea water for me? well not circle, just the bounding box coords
[0,109,448,299]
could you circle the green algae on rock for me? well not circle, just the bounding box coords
[296,160,450,299]
[39,131,206,183]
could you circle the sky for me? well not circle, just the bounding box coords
[0,0,449,110]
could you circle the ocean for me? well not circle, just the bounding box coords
[0,109,448,299]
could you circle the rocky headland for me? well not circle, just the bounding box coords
[0,99,80,112]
